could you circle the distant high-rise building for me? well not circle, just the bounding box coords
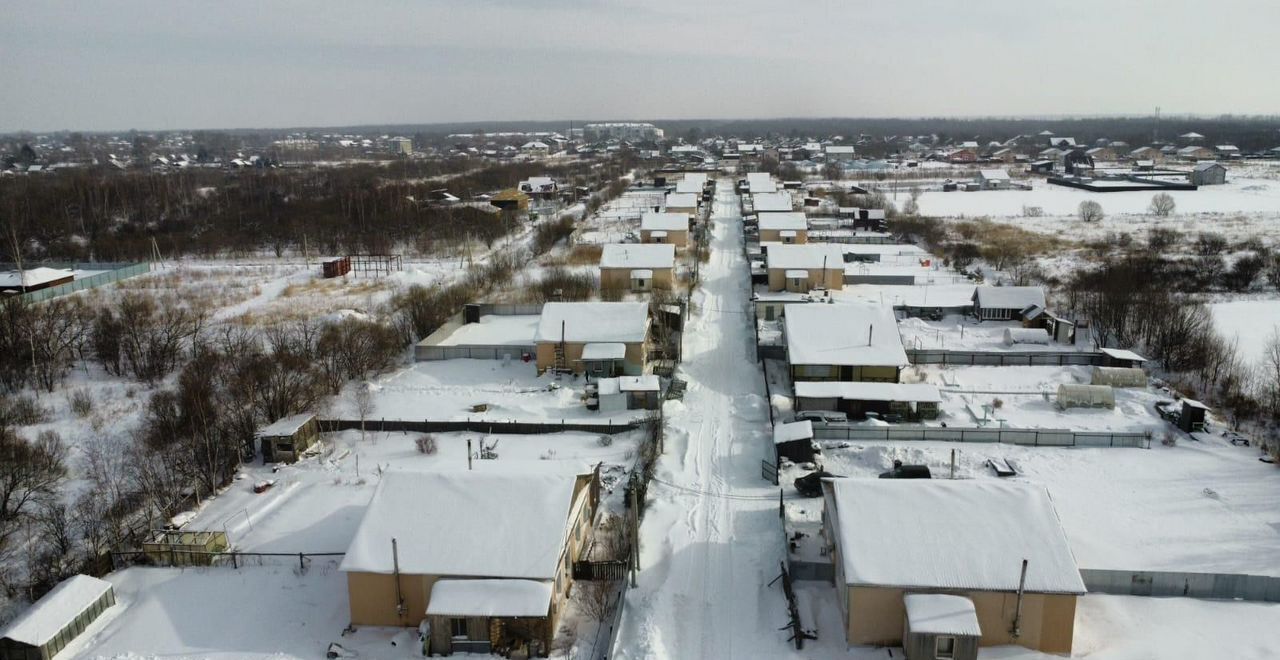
[583,122,664,142]
[388,137,413,155]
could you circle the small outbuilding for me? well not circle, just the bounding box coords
[1056,384,1115,410]
[902,593,981,660]
[258,412,321,463]
[0,575,116,660]
[773,420,817,464]
[972,286,1046,321]
[1099,347,1147,369]
[1190,162,1227,186]
[1179,398,1210,433]
[0,268,75,295]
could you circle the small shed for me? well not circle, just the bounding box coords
[1056,384,1115,410]
[773,420,817,464]
[618,375,661,410]
[0,575,116,660]
[322,257,351,278]
[1099,347,1147,369]
[902,593,981,660]
[1091,367,1146,388]
[1179,398,1209,432]
[1190,162,1227,186]
[258,413,320,463]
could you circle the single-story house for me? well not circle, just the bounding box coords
[746,172,777,194]
[821,479,1086,655]
[975,169,1011,190]
[765,244,846,292]
[599,244,675,292]
[258,412,321,463]
[752,191,794,213]
[0,575,116,660]
[1190,161,1227,186]
[1177,145,1214,161]
[534,302,649,375]
[640,212,690,247]
[972,286,1045,322]
[825,145,857,162]
[518,176,558,197]
[520,141,550,157]
[758,212,809,244]
[341,470,597,657]
[674,179,702,195]
[784,303,908,382]
[794,381,941,421]
[1128,146,1164,163]
[1085,147,1116,162]
[1098,347,1147,369]
[1215,144,1241,159]
[664,192,699,216]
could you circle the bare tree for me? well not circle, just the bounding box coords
[1078,200,1105,223]
[0,428,68,554]
[1149,193,1176,217]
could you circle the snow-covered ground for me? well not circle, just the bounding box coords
[1208,299,1280,365]
[898,315,1091,352]
[917,172,1280,246]
[328,359,650,424]
[615,180,798,659]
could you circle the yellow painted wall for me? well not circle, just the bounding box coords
[760,229,808,244]
[768,267,843,292]
[640,229,688,247]
[846,586,1076,655]
[535,341,646,374]
[600,267,673,291]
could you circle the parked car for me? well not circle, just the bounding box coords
[794,469,838,497]
[793,410,848,424]
[1222,430,1250,447]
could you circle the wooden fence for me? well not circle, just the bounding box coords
[318,418,646,436]
[905,349,1107,366]
[811,423,1150,448]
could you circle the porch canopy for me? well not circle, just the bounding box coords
[581,342,626,361]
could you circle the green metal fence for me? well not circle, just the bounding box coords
[18,262,152,303]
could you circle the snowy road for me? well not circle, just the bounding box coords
[614,182,800,659]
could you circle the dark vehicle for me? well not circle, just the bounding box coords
[878,459,932,479]
[794,469,837,497]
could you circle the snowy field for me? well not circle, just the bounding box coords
[1208,299,1280,365]
[329,359,651,424]
[916,172,1280,245]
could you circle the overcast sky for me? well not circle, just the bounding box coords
[3,0,1277,132]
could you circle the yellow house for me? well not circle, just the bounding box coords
[341,470,597,657]
[599,243,675,293]
[758,212,808,244]
[765,244,845,292]
[640,212,690,247]
[783,302,907,382]
[533,301,649,375]
[821,479,1086,656]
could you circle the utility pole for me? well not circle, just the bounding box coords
[629,483,640,587]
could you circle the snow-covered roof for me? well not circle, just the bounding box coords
[904,594,981,637]
[0,267,74,289]
[974,286,1045,311]
[664,192,699,208]
[0,575,113,646]
[746,172,777,194]
[1178,145,1208,156]
[794,381,941,403]
[824,479,1085,594]
[618,375,660,392]
[752,191,794,212]
[826,145,857,154]
[765,244,845,271]
[784,269,809,279]
[341,471,581,579]
[1099,347,1147,362]
[773,420,813,444]
[758,212,807,231]
[674,179,702,194]
[784,303,909,368]
[630,269,653,279]
[600,243,675,270]
[641,212,689,231]
[978,169,1010,181]
[426,579,552,617]
[257,412,315,437]
[1194,161,1225,172]
[535,302,648,344]
[581,342,626,360]
[1180,132,1204,139]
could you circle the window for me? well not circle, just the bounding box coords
[450,617,468,639]
[935,635,955,658]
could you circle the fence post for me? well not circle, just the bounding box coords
[299,552,305,572]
